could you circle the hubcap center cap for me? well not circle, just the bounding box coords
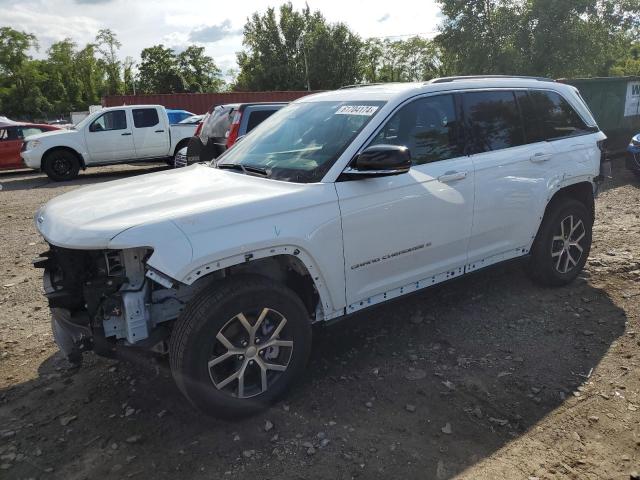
[245,346,257,358]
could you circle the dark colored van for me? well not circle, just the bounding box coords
[175,103,286,167]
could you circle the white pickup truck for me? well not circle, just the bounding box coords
[21,105,196,181]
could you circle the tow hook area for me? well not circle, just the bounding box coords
[50,308,92,365]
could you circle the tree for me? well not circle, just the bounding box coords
[137,45,183,93]
[177,45,224,92]
[235,2,362,90]
[95,28,122,95]
[75,44,106,106]
[0,27,49,119]
[122,56,136,94]
[435,0,640,78]
[360,37,440,83]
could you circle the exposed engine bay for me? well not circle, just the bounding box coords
[34,246,200,361]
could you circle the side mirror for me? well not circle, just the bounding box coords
[345,144,411,178]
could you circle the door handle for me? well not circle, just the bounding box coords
[530,152,552,162]
[121,132,132,136]
[438,171,467,182]
[155,129,165,133]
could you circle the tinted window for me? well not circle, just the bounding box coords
[529,90,592,140]
[91,110,127,132]
[371,94,461,165]
[246,109,276,132]
[463,91,524,152]
[514,91,544,144]
[132,108,159,128]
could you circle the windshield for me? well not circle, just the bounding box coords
[215,100,385,183]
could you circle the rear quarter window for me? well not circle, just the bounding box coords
[529,90,594,140]
[245,109,277,133]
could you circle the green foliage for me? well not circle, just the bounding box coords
[361,37,441,83]
[235,2,363,90]
[0,27,224,120]
[138,44,224,94]
[178,45,224,93]
[2,1,640,120]
[436,0,640,78]
[138,45,184,93]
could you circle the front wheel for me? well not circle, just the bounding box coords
[527,198,592,286]
[43,150,80,181]
[169,275,312,417]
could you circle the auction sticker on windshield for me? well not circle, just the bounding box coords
[335,105,379,116]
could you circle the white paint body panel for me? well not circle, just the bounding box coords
[337,157,474,307]
[20,105,196,169]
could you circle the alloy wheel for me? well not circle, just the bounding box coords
[551,215,586,274]
[207,308,293,399]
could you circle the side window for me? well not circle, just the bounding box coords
[529,90,592,140]
[371,94,461,165]
[246,109,276,132]
[2,127,19,141]
[462,91,524,152]
[514,91,545,144]
[132,108,159,128]
[18,127,42,139]
[90,110,127,132]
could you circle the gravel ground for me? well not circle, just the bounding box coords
[0,161,638,480]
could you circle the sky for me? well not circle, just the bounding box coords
[2,0,443,75]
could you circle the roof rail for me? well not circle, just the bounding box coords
[339,83,383,89]
[429,75,555,84]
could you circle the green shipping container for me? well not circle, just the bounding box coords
[560,76,640,156]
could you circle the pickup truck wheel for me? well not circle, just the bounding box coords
[169,275,312,417]
[43,150,80,181]
[527,198,592,286]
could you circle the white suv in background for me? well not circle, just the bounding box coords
[34,76,606,416]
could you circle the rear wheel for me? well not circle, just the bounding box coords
[43,150,80,181]
[527,198,592,286]
[169,275,312,417]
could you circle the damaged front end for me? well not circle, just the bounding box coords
[34,246,196,364]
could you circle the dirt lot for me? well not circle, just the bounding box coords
[0,161,638,480]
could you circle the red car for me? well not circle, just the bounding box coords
[0,120,60,170]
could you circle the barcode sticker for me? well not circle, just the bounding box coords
[335,105,379,116]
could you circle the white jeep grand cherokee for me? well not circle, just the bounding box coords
[34,77,607,416]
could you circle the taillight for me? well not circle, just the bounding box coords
[225,111,242,148]
[195,112,208,137]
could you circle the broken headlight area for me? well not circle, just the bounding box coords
[34,245,195,361]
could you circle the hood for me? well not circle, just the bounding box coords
[28,128,77,141]
[36,164,316,248]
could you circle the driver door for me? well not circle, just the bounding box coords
[336,94,475,311]
[85,109,136,163]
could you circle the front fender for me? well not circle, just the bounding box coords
[108,220,193,276]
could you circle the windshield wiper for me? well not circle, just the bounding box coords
[217,163,270,178]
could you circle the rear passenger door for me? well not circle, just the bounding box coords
[131,107,169,158]
[464,89,559,271]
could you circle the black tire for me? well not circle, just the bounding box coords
[43,150,80,181]
[168,141,189,166]
[169,275,312,417]
[527,198,592,286]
